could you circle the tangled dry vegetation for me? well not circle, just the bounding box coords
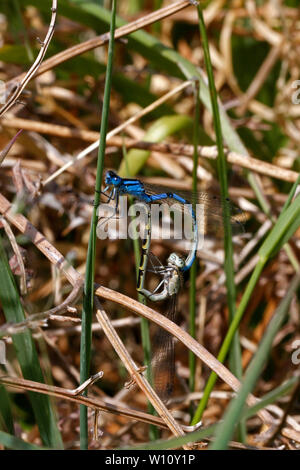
[0,0,299,450]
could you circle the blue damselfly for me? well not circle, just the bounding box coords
[100,170,245,278]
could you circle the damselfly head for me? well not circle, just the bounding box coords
[167,252,185,270]
[105,170,121,187]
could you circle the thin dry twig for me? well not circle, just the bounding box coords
[41,80,193,186]
[0,0,57,117]
[0,280,83,338]
[237,44,282,115]
[94,285,274,427]
[2,118,298,183]
[265,379,300,446]
[0,216,27,295]
[94,297,189,448]
[0,374,200,433]
[0,129,23,166]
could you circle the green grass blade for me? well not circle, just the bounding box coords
[132,235,158,440]
[0,430,46,450]
[242,376,299,421]
[119,375,299,450]
[120,423,218,450]
[123,145,158,440]
[192,5,244,440]
[118,115,192,176]
[259,192,300,260]
[0,235,63,449]
[193,189,300,424]
[210,273,300,449]
[189,81,200,398]
[79,0,117,449]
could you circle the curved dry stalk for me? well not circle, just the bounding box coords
[95,284,275,427]
[0,374,200,433]
[0,0,57,117]
[94,297,190,449]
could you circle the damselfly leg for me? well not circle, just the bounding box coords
[96,186,120,229]
[137,203,184,301]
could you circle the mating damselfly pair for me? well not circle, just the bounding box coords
[98,170,246,401]
[100,170,245,289]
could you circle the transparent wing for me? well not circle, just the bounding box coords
[151,294,177,402]
[143,182,246,237]
[146,251,166,274]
